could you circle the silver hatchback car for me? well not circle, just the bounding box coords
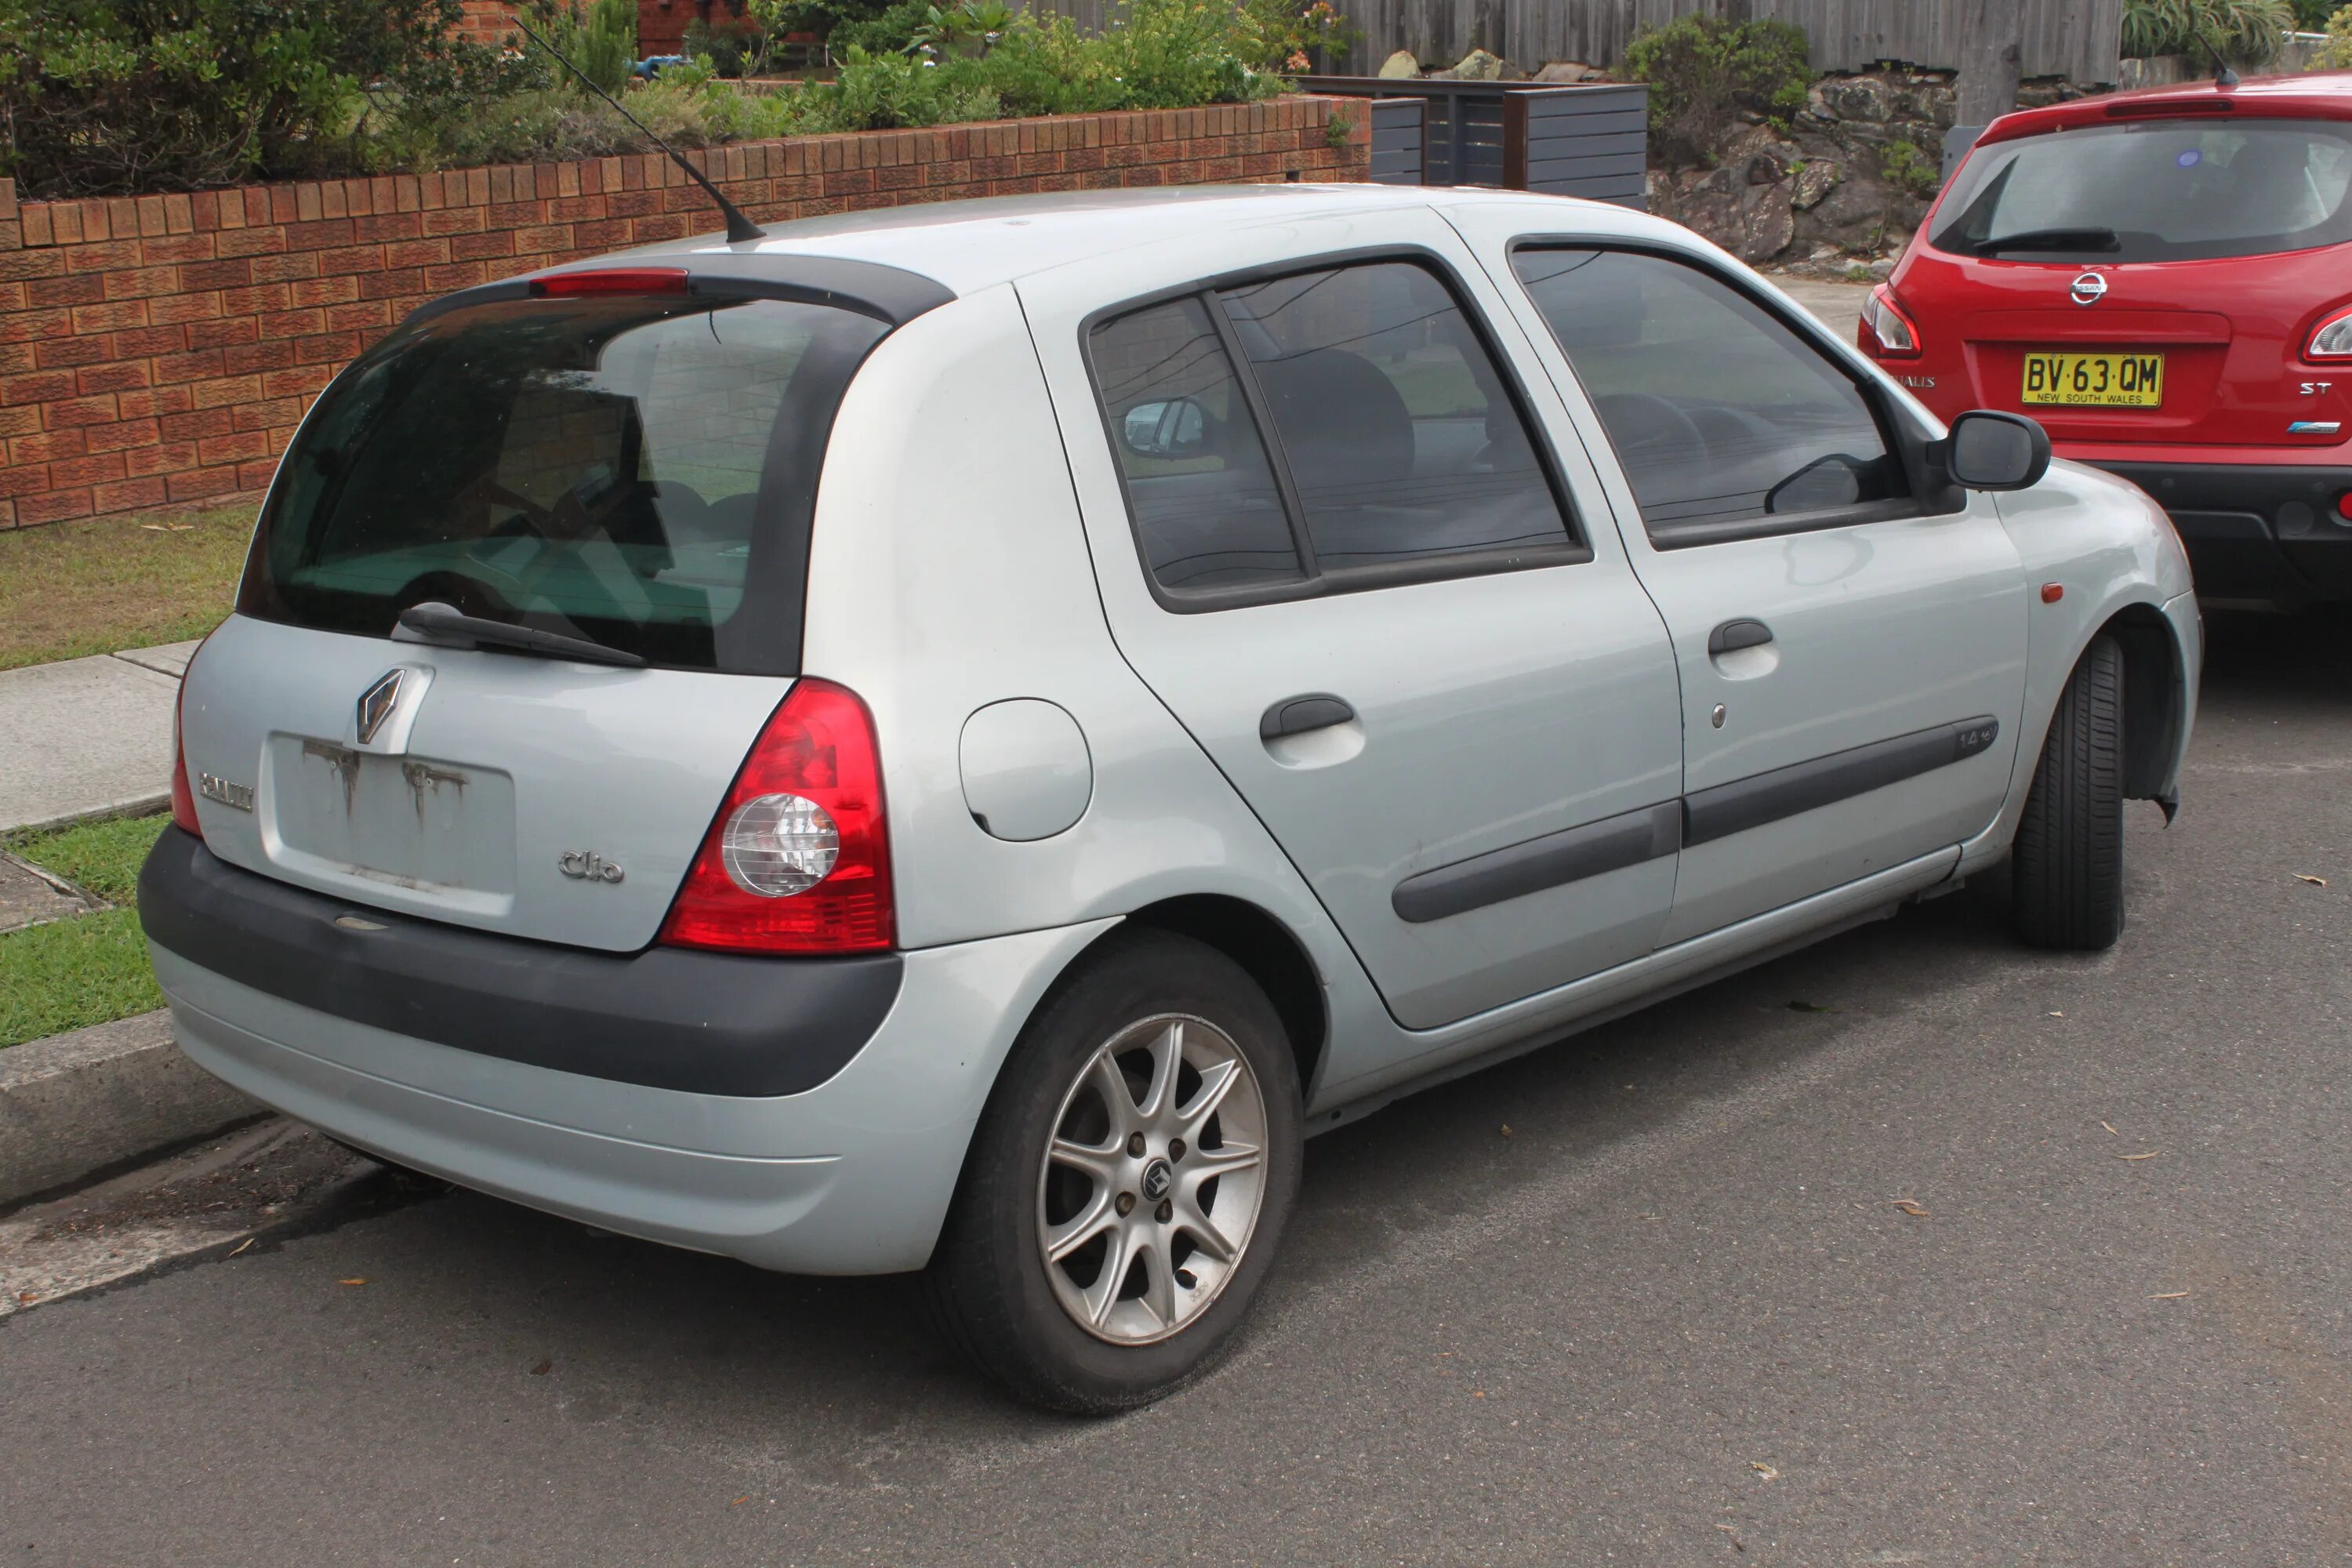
[144,185,2199,1411]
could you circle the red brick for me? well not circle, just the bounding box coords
[18,488,95,525]
[231,396,303,432]
[167,466,241,503]
[154,349,226,386]
[82,417,158,453]
[180,258,253,291]
[125,439,201,476]
[0,346,31,377]
[423,207,488,237]
[223,340,297,376]
[112,325,188,358]
[284,219,354,251]
[49,450,127,487]
[294,332,361,366]
[322,302,387,332]
[141,234,216,264]
[0,370,74,405]
[76,361,151,395]
[45,394,118,428]
[354,212,423,243]
[236,457,282,491]
[214,226,290,259]
[62,241,142,272]
[118,384,191,422]
[262,365,333,399]
[190,373,263,409]
[71,300,150,334]
[93,476,169,514]
[258,307,325,339]
[27,273,105,308]
[451,230,515,262]
[0,463,49,499]
[34,337,109,370]
[0,249,65,283]
[315,244,386,278]
[218,284,290,315]
[103,266,180,300]
[383,238,449,270]
[287,274,359,308]
[355,269,423,302]
[9,428,85,463]
[150,292,226,326]
[198,428,270,464]
[247,252,318,283]
[183,316,256,349]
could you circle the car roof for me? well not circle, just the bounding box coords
[586,183,1674,298]
[1979,69,2352,147]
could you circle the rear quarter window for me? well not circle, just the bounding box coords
[238,294,888,674]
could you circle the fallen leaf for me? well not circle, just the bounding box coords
[2295,873,2328,887]
[2100,1121,2120,1137]
[2048,1011,2065,1018]
[16,1291,37,1304]
[140,522,194,533]
[227,1237,256,1258]
[1892,1199,1929,1217]
[730,1496,750,1507]
[1500,1124,1512,1137]
[2119,1151,2161,1161]
[530,1359,553,1376]
[337,1277,367,1286]
[1748,1462,1778,1480]
[2148,1291,2189,1301]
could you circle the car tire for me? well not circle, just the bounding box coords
[2013,633,2125,950]
[927,930,1303,1414]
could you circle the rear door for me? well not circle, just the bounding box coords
[1483,234,2027,943]
[1020,213,1685,1032]
[180,283,891,949]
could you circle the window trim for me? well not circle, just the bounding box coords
[1080,244,1594,614]
[1504,238,1959,550]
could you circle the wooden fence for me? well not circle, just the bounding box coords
[1034,0,2125,82]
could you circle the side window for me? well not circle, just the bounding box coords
[1215,263,1570,572]
[1089,296,1301,592]
[1512,248,1907,539]
[1089,258,1577,603]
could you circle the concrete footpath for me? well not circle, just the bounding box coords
[0,641,200,835]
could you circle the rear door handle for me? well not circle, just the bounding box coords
[1260,694,1356,741]
[1708,619,1774,656]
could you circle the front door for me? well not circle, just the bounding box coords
[1498,241,2029,943]
[1019,216,1686,1030]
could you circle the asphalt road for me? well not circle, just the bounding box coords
[4,608,2348,1567]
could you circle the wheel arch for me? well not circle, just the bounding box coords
[1053,895,1330,1105]
[2096,601,2189,801]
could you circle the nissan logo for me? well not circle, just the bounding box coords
[2070,271,2108,307]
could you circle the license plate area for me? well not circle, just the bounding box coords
[2021,350,2165,408]
[263,735,517,914]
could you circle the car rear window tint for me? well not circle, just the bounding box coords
[1214,262,1570,572]
[238,295,887,674]
[1933,118,2352,263]
[1089,296,1304,592]
[1514,248,1907,536]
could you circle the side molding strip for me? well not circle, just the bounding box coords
[1392,800,1682,924]
[1684,716,2001,848]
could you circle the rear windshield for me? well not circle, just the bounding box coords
[238,293,889,674]
[1933,117,2352,264]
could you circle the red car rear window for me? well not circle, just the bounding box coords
[1933,118,2352,263]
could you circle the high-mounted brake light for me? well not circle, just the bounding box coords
[658,678,894,954]
[1861,284,1921,359]
[529,269,691,298]
[2309,307,2352,359]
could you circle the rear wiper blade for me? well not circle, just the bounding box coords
[392,601,646,668]
[1974,226,2122,256]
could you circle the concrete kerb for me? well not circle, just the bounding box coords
[0,1011,263,1210]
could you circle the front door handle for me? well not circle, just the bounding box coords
[1708,619,1774,656]
[1260,693,1356,741]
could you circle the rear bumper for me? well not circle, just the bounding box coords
[143,830,1116,1274]
[2080,459,2352,604]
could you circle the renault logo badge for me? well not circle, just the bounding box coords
[356,670,405,745]
[2070,271,2108,307]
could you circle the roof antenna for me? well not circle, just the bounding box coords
[2198,33,2240,87]
[511,14,763,244]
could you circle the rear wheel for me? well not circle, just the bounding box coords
[2013,634,2126,949]
[927,932,1302,1414]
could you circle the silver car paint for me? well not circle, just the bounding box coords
[151,187,2201,1277]
[1013,206,1688,1029]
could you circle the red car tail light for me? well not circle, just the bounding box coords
[169,678,201,838]
[529,268,691,298]
[2308,307,2352,359]
[659,677,894,954]
[1861,284,1921,359]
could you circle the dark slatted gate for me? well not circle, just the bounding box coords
[1504,84,1647,209]
[1317,78,1648,210]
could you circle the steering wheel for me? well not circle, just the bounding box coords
[1594,392,1708,470]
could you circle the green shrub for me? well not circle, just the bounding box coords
[578,0,640,93]
[684,15,768,75]
[2292,0,2334,27]
[2120,0,2291,62]
[2318,2,2352,61]
[1879,138,1939,198]
[0,0,520,197]
[1622,13,1810,169]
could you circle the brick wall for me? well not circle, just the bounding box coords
[456,0,521,45]
[0,99,1370,530]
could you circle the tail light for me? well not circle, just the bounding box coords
[530,269,690,298]
[169,679,201,837]
[2308,307,2352,359]
[658,677,894,954]
[1861,285,1921,359]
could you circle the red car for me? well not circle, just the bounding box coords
[1863,72,2352,607]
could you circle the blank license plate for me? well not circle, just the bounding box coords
[2021,351,2165,408]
